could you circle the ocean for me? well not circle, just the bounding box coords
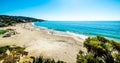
[34,21,120,41]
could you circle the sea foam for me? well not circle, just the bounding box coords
[32,23,88,41]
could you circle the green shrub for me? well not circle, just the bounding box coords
[0,30,7,34]
[0,45,65,63]
[77,36,120,63]
[0,45,28,63]
[0,46,10,54]
[110,40,120,52]
[33,56,65,63]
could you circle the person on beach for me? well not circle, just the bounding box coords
[51,31,54,35]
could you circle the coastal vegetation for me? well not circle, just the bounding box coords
[77,36,120,63]
[0,15,44,27]
[0,45,30,63]
[0,45,65,63]
[0,29,18,38]
[0,30,7,34]
[33,57,65,63]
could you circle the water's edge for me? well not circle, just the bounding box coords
[30,23,88,42]
[32,22,120,42]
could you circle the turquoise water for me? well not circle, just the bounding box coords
[34,21,120,41]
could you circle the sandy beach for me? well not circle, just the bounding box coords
[0,23,87,63]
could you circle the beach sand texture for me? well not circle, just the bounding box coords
[0,23,87,63]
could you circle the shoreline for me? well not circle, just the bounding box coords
[31,22,88,42]
[0,23,87,63]
[33,21,120,42]
[32,22,120,42]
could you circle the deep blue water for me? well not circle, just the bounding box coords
[34,21,120,41]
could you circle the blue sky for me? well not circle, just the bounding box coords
[0,0,120,21]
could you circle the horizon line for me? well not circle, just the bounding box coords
[45,20,120,21]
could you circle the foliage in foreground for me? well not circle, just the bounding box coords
[0,45,65,63]
[77,36,120,63]
[33,56,65,63]
[0,45,29,63]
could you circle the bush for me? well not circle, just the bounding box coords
[0,30,7,34]
[33,56,65,63]
[0,46,10,54]
[0,45,27,63]
[0,45,65,63]
[77,36,120,63]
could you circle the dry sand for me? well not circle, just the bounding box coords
[0,23,87,63]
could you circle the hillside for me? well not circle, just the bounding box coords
[0,15,44,27]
